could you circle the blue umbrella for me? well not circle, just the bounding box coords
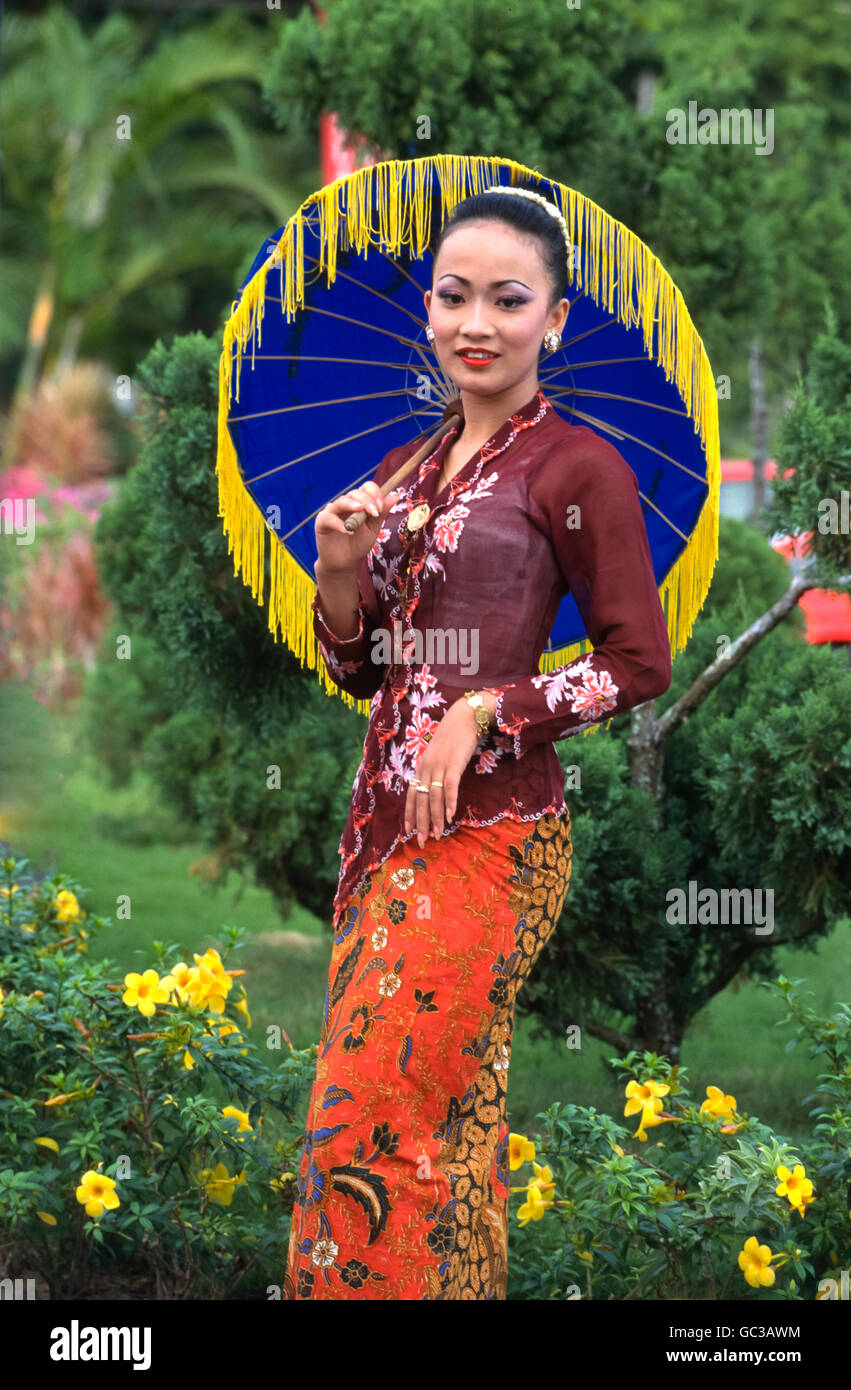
[216,153,720,716]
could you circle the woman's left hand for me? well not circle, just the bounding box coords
[404,692,497,847]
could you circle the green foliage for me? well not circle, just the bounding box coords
[1,4,313,379]
[507,977,851,1300]
[761,309,851,585]
[520,515,851,1051]
[0,855,314,1299]
[694,516,797,626]
[87,330,366,922]
[264,0,642,195]
[263,0,851,436]
[5,854,847,1301]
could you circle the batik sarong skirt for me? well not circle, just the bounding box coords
[282,807,573,1301]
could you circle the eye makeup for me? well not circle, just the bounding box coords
[435,288,532,307]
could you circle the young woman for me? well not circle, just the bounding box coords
[283,186,672,1301]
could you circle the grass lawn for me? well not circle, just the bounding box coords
[2,681,846,1140]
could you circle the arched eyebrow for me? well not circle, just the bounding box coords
[436,274,533,291]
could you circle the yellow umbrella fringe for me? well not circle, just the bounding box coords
[215,153,720,722]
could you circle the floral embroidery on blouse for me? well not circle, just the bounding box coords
[310,386,673,928]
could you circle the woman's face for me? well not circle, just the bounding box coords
[424,219,569,396]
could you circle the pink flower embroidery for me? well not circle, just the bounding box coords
[571,669,619,719]
[475,747,501,774]
[404,708,439,761]
[531,667,575,713]
[433,504,469,553]
[319,645,362,679]
[413,665,438,693]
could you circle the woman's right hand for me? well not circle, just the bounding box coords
[315,480,404,574]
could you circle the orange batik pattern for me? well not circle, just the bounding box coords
[283,808,573,1301]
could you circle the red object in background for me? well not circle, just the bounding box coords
[318,111,381,186]
[769,533,851,644]
[720,459,851,646]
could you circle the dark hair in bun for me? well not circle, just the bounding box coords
[429,188,569,309]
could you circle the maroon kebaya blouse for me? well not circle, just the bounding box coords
[311,387,672,929]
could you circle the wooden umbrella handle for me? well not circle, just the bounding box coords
[343,400,463,534]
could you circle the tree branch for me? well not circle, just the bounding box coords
[584,1018,635,1053]
[656,567,851,742]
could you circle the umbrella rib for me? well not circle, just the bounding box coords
[635,491,691,542]
[296,209,431,299]
[557,406,627,440]
[545,385,690,419]
[540,356,651,372]
[288,250,430,333]
[223,354,438,371]
[276,434,446,544]
[244,407,443,484]
[230,386,446,425]
[226,344,452,409]
[556,403,709,494]
[559,319,619,350]
[261,295,429,354]
[375,246,434,296]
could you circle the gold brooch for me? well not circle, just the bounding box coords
[405,502,430,533]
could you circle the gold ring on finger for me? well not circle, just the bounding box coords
[430,781,443,787]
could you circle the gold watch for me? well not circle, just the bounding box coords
[464,690,491,738]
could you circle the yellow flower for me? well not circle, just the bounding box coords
[184,961,230,1014]
[738,1236,776,1288]
[76,929,88,954]
[194,947,231,984]
[222,1105,253,1140]
[34,1137,60,1153]
[75,1170,120,1219]
[624,1078,669,1125]
[36,1211,57,1226]
[509,1133,536,1170]
[197,1162,246,1206]
[195,945,225,969]
[199,1018,246,1059]
[122,969,172,1018]
[517,1184,549,1226]
[633,1105,663,1141]
[183,1049,195,1070]
[528,1162,555,1197]
[164,962,195,1002]
[608,1141,625,1158]
[795,1190,815,1219]
[233,988,252,1029]
[0,884,20,897]
[18,921,36,933]
[775,1164,814,1210]
[635,1108,686,1143]
[53,889,82,923]
[207,1018,242,1042]
[700,1085,737,1121]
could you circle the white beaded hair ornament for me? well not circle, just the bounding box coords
[481,185,571,261]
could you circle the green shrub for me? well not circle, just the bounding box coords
[507,979,851,1300]
[0,854,314,1299]
[3,852,849,1301]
